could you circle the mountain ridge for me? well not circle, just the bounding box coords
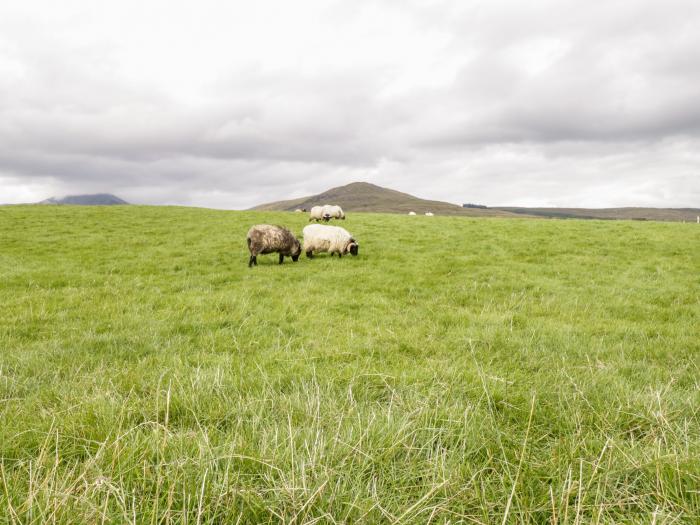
[250,182,519,217]
[39,194,129,205]
[252,182,698,221]
[493,206,700,222]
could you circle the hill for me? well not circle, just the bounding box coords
[251,181,521,217]
[39,193,128,205]
[494,206,700,222]
[1,205,698,522]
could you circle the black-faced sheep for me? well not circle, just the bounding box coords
[246,224,301,267]
[324,205,345,220]
[309,206,327,222]
[302,224,358,258]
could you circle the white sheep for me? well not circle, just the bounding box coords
[425,212,434,216]
[321,205,332,221]
[324,204,345,220]
[303,224,358,258]
[408,211,416,216]
[309,206,327,222]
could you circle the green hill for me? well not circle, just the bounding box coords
[1,205,698,523]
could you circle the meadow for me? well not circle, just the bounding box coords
[0,205,698,524]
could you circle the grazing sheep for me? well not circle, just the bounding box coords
[425,212,434,216]
[246,224,301,267]
[302,224,359,258]
[324,204,345,220]
[322,207,332,221]
[294,208,303,213]
[309,205,327,222]
[408,211,416,216]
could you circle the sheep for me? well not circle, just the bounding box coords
[246,224,301,267]
[309,205,327,222]
[408,211,416,216]
[324,204,345,220]
[302,224,358,258]
[425,212,434,216]
[294,208,303,213]
[322,206,332,221]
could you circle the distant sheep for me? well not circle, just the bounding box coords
[408,211,416,215]
[324,205,345,220]
[294,208,303,213]
[309,206,329,222]
[303,224,358,258]
[246,224,301,267]
[425,212,434,216]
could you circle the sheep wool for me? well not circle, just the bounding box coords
[324,204,345,220]
[303,224,359,258]
[425,212,434,216]
[246,224,301,267]
[309,206,326,221]
[408,211,416,215]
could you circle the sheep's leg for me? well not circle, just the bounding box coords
[279,254,284,264]
[248,255,256,268]
[338,252,342,258]
[330,252,334,257]
[306,251,313,258]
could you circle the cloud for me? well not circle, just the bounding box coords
[1,0,699,207]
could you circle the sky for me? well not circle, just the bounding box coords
[1,0,699,209]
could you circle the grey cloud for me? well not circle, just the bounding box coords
[1,0,699,207]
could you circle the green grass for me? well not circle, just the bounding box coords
[1,205,699,524]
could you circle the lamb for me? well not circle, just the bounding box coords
[425,212,434,216]
[408,211,416,215]
[302,224,359,258]
[309,205,328,222]
[324,204,345,220]
[246,224,301,267]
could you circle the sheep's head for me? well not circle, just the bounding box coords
[347,240,359,256]
[291,239,302,261]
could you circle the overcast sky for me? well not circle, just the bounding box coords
[1,0,699,208]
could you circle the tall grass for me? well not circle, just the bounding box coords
[1,205,698,523]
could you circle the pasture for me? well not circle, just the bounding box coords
[0,205,699,523]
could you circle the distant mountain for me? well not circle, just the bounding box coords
[251,182,521,217]
[493,207,700,222]
[39,194,129,205]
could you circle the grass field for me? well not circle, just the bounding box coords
[1,205,699,524]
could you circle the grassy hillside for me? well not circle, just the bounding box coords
[494,206,700,222]
[252,181,520,217]
[1,206,699,523]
